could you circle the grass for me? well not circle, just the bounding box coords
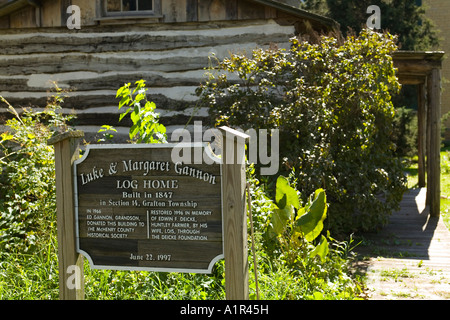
[404,149,450,230]
[5,147,449,301]
[379,268,412,282]
[0,239,59,299]
[0,234,226,300]
[0,231,363,300]
[2,149,448,300]
[5,130,450,300]
[440,148,450,229]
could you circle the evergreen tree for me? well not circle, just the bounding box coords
[301,0,439,50]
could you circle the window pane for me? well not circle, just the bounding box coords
[138,0,153,11]
[122,0,137,11]
[107,0,121,12]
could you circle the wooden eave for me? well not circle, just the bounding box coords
[0,0,338,32]
[248,0,339,31]
[0,0,40,17]
[393,51,445,85]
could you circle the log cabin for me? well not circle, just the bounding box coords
[0,0,338,140]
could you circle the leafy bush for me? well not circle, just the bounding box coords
[0,91,73,252]
[197,29,408,235]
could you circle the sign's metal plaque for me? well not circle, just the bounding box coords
[74,143,222,273]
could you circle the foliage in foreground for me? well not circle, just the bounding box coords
[98,79,167,144]
[197,29,408,235]
[247,168,362,299]
[116,79,167,144]
[0,85,363,299]
[0,92,73,252]
[0,165,362,300]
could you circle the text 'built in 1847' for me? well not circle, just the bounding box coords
[74,143,222,274]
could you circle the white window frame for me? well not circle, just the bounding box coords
[103,0,161,17]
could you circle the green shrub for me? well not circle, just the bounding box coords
[197,29,408,235]
[0,91,73,252]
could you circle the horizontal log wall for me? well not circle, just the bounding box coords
[0,19,295,141]
[1,1,295,28]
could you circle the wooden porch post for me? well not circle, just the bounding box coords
[427,68,441,217]
[417,83,427,188]
[426,75,432,206]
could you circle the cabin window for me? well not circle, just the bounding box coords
[105,0,155,15]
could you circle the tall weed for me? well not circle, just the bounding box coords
[247,166,363,299]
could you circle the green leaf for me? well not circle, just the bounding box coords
[135,93,145,103]
[145,101,156,110]
[294,189,327,242]
[119,96,131,109]
[309,235,329,262]
[130,108,140,124]
[1,132,14,142]
[275,176,300,209]
[119,109,131,122]
[98,125,117,133]
[129,124,139,139]
[271,205,293,235]
[116,83,130,98]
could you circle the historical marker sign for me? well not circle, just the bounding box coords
[74,143,222,273]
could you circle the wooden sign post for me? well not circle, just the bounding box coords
[49,127,250,300]
[219,127,250,300]
[48,131,85,300]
